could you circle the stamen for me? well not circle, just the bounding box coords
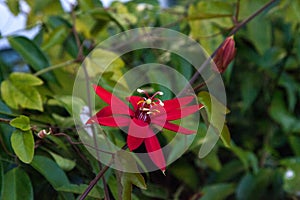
[137,88,149,98]
[158,100,164,106]
[151,91,164,99]
[137,88,144,93]
[137,100,145,105]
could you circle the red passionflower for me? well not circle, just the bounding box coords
[87,85,203,173]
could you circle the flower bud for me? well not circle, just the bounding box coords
[37,129,51,138]
[213,36,236,73]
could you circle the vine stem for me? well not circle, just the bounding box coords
[34,59,76,76]
[183,0,277,94]
[79,145,128,200]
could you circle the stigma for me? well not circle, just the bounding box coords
[135,88,164,123]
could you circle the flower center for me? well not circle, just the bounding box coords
[134,88,164,123]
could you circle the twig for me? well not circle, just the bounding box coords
[0,117,11,123]
[34,59,76,76]
[79,144,128,200]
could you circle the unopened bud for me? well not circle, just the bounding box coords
[213,36,236,73]
[37,129,51,138]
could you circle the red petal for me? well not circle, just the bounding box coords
[127,135,144,151]
[151,119,196,134]
[126,96,143,111]
[166,105,201,121]
[93,85,130,114]
[128,118,153,138]
[87,115,131,127]
[144,134,166,171]
[163,96,195,111]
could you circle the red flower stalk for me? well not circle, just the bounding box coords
[87,85,203,173]
[213,36,236,73]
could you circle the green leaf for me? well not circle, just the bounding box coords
[230,143,259,173]
[269,91,298,132]
[0,100,15,152]
[188,1,234,19]
[30,155,70,189]
[280,158,300,195]
[0,162,3,198]
[8,36,57,83]
[188,1,234,54]
[42,26,69,50]
[30,155,75,199]
[240,72,262,111]
[57,184,104,198]
[54,95,86,117]
[84,48,125,82]
[9,115,31,131]
[141,183,168,199]
[121,173,147,200]
[1,168,33,200]
[198,91,231,147]
[200,183,235,200]
[11,130,34,163]
[170,159,199,189]
[202,148,222,171]
[78,0,103,11]
[246,16,271,55]
[6,0,20,16]
[288,136,300,156]
[25,0,63,26]
[236,169,275,200]
[220,125,231,148]
[47,150,76,171]
[1,72,43,111]
[9,72,43,86]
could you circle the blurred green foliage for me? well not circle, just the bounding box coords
[0,0,299,199]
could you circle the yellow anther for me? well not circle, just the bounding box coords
[137,100,145,105]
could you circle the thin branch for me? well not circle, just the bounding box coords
[34,59,76,76]
[79,144,128,200]
[0,118,11,123]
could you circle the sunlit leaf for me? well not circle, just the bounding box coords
[198,91,231,147]
[1,72,43,111]
[84,48,125,84]
[42,26,69,51]
[6,0,20,16]
[11,130,34,163]
[188,1,234,54]
[9,115,31,131]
